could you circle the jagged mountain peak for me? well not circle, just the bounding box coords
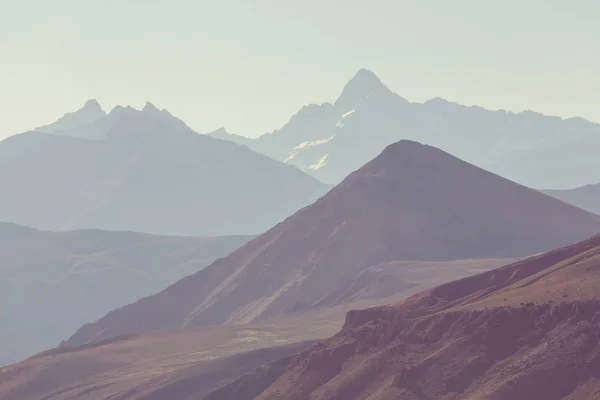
[142,101,161,113]
[109,104,137,115]
[334,69,391,113]
[34,99,106,133]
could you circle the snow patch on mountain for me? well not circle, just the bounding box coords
[284,134,335,163]
[335,110,355,128]
[307,153,329,170]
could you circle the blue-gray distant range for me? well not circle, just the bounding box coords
[0,222,251,365]
[0,103,329,236]
[212,69,600,190]
[543,183,600,216]
[2,69,599,237]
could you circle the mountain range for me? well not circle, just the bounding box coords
[0,222,250,365]
[8,69,599,241]
[64,140,600,348]
[0,103,329,236]
[3,68,600,400]
[212,69,600,189]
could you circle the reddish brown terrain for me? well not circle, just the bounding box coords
[0,324,323,400]
[212,234,600,400]
[0,258,512,400]
[65,140,600,347]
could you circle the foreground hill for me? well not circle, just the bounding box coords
[0,103,329,236]
[0,257,513,400]
[65,140,600,347]
[221,69,600,189]
[209,233,600,400]
[0,222,250,365]
[0,324,323,400]
[544,182,600,215]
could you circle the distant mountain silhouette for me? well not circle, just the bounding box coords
[0,222,250,365]
[207,127,253,146]
[220,69,600,189]
[64,141,600,347]
[0,104,329,236]
[36,101,193,140]
[35,99,106,133]
[216,233,600,400]
[544,182,600,215]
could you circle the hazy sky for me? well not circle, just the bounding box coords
[1,0,599,139]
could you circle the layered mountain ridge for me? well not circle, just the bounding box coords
[0,103,329,236]
[63,140,600,348]
[0,222,251,365]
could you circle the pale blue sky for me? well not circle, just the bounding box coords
[1,0,599,138]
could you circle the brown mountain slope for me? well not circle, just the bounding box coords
[0,222,250,365]
[0,324,323,400]
[65,140,600,347]
[215,234,600,400]
[0,258,512,400]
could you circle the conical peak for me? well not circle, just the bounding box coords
[142,102,161,113]
[370,140,429,165]
[352,140,451,179]
[334,69,390,113]
[82,99,103,111]
[351,69,384,87]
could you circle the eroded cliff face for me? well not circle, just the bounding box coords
[208,301,600,400]
[205,235,600,400]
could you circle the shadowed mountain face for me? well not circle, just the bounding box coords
[0,222,251,366]
[0,103,330,236]
[544,183,600,215]
[220,69,600,189]
[209,234,600,400]
[63,140,600,348]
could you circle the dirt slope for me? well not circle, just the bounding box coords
[214,234,600,400]
[0,326,320,400]
[0,258,511,400]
